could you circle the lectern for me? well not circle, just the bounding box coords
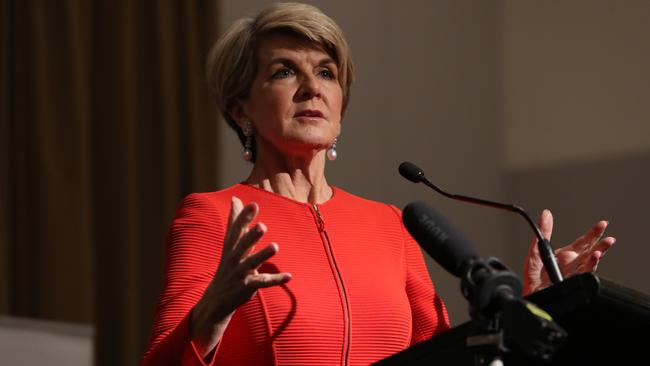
[375,273,650,365]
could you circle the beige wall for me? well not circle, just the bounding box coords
[501,1,650,295]
[502,0,650,168]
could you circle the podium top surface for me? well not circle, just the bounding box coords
[526,273,650,327]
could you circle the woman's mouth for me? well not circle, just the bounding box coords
[294,109,324,118]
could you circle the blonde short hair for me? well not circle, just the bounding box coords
[206,2,354,155]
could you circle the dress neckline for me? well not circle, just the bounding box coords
[237,182,338,208]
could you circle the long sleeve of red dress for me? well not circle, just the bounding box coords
[141,184,450,366]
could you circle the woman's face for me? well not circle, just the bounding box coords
[238,33,343,159]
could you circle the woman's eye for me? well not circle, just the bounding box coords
[319,69,336,80]
[272,68,294,79]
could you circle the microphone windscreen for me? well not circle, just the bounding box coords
[398,161,424,183]
[402,201,479,277]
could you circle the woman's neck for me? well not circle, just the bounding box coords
[245,148,332,205]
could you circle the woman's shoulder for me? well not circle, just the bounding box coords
[176,184,246,214]
[186,183,245,200]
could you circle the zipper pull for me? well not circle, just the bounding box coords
[312,204,325,232]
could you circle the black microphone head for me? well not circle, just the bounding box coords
[399,161,425,183]
[402,201,479,277]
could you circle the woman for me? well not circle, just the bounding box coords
[141,3,615,365]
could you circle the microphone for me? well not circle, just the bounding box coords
[402,201,479,277]
[399,161,563,284]
[403,202,567,360]
[403,201,522,314]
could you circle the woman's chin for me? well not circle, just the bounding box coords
[284,133,333,149]
[274,141,330,159]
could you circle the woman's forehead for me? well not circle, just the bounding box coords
[256,33,333,64]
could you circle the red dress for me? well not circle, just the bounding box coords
[142,183,450,366]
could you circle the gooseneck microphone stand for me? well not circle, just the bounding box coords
[398,161,563,284]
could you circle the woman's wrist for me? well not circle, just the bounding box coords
[189,298,231,358]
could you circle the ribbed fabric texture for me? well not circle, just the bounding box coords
[141,184,450,366]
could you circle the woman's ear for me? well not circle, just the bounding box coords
[229,101,247,129]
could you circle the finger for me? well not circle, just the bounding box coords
[234,202,258,232]
[227,196,244,231]
[538,209,553,241]
[224,196,245,251]
[592,236,616,257]
[231,222,267,262]
[244,272,293,290]
[570,220,608,251]
[238,242,278,273]
[577,251,602,273]
[527,236,540,258]
[226,202,259,250]
[527,209,553,259]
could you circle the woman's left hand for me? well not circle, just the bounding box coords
[523,209,616,295]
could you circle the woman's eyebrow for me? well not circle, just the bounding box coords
[267,57,295,67]
[266,56,336,68]
[317,57,337,69]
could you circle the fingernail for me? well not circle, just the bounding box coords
[255,222,266,233]
[270,242,278,252]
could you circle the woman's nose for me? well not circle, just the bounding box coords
[296,74,321,100]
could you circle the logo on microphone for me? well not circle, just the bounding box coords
[417,214,450,243]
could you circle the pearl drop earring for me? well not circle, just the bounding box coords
[327,137,338,161]
[242,120,254,161]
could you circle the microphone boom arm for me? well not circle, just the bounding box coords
[403,161,563,284]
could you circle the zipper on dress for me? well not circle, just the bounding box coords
[312,204,351,366]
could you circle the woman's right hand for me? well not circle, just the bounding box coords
[190,196,292,357]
